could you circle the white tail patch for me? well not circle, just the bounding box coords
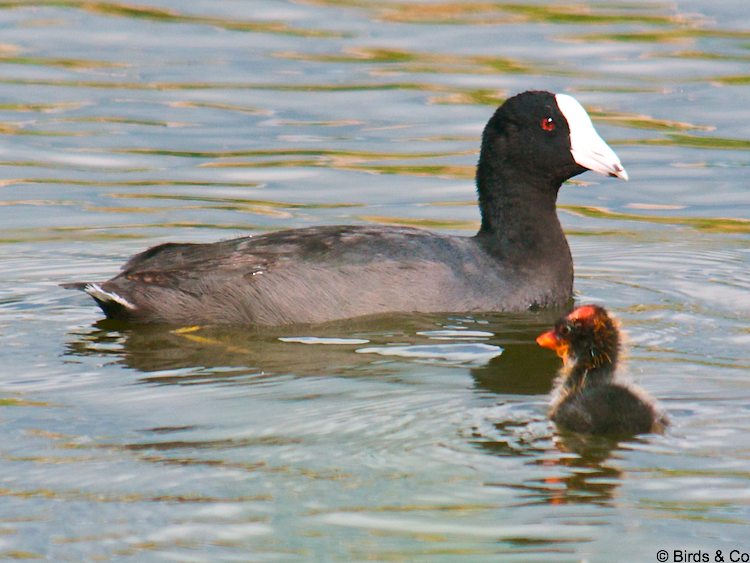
[84,283,136,310]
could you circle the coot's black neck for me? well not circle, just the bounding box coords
[474,149,569,265]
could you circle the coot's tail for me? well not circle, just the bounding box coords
[61,282,137,320]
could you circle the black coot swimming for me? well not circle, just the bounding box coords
[537,304,668,435]
[65,91,627,325]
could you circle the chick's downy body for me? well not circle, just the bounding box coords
[538,305,667,436]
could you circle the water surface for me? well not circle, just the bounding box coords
[1,0,749,560]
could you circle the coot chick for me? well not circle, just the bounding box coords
[537,305,667,435]
[65,91,627,325]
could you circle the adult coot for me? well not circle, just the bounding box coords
[537,305,668,435]
[65,91,628,325]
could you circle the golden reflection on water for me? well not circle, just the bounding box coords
[637,133,750,150]
[300,0,696,27]
[11,179,264,187]
[118,147,474,159]
[202,159,476,180]
[167,100,273,116]
[563,205,750,234]
[569,28,750,43]
[0,223,262,244]
[276,47,536,75]
[0,483,271,504]
[59,116,186,127]
[0,55,127,70]
[0,101,85,112]
[0,0,343,37]
[0,397,50,407]
[591,112,712,132]
[357,215,476,231]
[109,193,360,210]
[0,122,85,136]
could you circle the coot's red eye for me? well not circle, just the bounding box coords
[540,117,556,132]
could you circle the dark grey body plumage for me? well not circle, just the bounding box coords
[89,221,571,325]
[66,91,623,326]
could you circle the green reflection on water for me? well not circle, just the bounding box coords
[562,205,750,234]
[569,28,750,43]
[0,123,85,136]
[60,116,178,127]
[356,209,750,235]
[0,483,269,504]
[0,551,42,559]
[342,163,473,179]
[0,78,507,109]
[0,231,147,244]
[635,133,750,150]
[117,147,474,159]
[0,55,125,70]
[201,159,475,179]
[0,102,84,112]
[571,86,670,94]
[276,47,535,75]
[591,112,711,132]
[109,146,481,181]
[0,222,266,243]
[713,75,750,86]
[656,50,750,62]
[0,398,49,407]
[11,179,264,188]
[0,0,343,38]
[110,193,361,210]
[167,101,271,116]
[639,499,748,525]
[301,0,689,26]
[494,2,686,26]
[0,161,149,172]
[358,215,478,230]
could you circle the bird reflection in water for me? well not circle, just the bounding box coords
[536,433,628,506]
[66,310,633,504]
[475,417,633,506]
[65,310,564,382]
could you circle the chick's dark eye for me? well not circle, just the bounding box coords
[540,117,556,132]
[559,324,571,336]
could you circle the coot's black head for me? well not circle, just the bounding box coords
[537,304,620,369]
[479,90,628,187]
